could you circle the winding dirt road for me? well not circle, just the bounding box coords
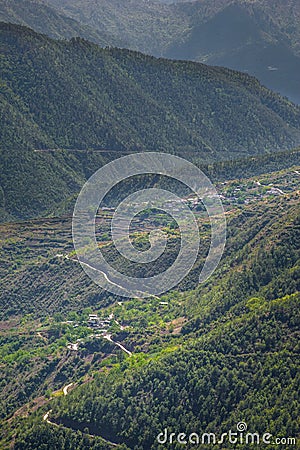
[63,383,74,396]
[103,333,132,356]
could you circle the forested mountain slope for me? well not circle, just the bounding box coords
[35,293,299,450]
[12,0,299,103]
[1,22,300,219]
[2,187,298,449]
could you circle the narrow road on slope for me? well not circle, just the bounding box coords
[77,259,128,293]
[42,381,73,425]
[43,403,119,446]
[63,383,74,396]
[103,333,132,356]
[43,410,52,423]
[59,254,159,299]
[63,255,131,296]
[70,256,159,299]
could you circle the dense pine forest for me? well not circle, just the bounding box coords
[2,0,300,102]
[1,23,300,220]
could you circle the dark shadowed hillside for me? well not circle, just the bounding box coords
[167,1,300,104]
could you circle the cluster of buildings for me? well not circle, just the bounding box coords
[66,313,114,351]
[88,313,114,332]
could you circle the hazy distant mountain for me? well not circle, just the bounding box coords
[1,0,298,101]
[166,1,300,104]
[0,0,119,46]
[44,0,187,55]
[41,0,300,103]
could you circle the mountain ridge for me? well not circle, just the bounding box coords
[1,22,299,220]
[0,0,119,46]
[2,0,296,102]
